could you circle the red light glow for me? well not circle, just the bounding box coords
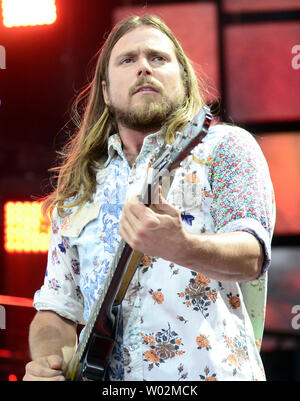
[0,294,33,308]
[2,0,57,27]
[4,201,50,253]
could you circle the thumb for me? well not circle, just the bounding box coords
[152,186,179,217]
[47,354,66,372]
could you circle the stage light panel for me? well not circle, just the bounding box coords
[4,201,50,253]
[2,0,56,28]
[225,22,300,123]
[257,132,300,235]
[224,0,300,12]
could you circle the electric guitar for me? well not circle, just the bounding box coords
[65,105,212,381]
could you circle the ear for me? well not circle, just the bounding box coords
[102,80,110,106]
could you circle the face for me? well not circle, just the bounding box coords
[102,26,186,132]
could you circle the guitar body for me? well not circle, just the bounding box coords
[66,244,142,381]
[65,106,212,381]
[68,305,120,381]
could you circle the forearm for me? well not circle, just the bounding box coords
[29,310,77,364]
[120,194,265,282]
[178,231,264,282]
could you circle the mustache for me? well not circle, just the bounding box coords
[129,77,163,97]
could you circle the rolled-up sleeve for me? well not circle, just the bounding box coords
[33,207,85,324]
[209,127,276,277]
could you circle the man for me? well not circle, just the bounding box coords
[23,15,275,381]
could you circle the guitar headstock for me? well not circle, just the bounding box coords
[140,105,212,205]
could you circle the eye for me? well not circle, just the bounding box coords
[121,57,134,65]
[151,55,167,63]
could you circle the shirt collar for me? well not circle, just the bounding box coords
[104,130,165,167]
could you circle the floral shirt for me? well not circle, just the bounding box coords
[33,123,275,381]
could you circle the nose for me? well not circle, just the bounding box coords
[137,57,152,77]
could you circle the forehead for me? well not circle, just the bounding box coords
[110,26,177,60]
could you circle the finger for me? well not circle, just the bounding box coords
[127,194,142,207]
[120,207,153,242]
[124,196,160,228]
[23,372,65,381]
[120,206,160,250]
[126,195,147,218]
[152,187,180,217]
[122,201,141,228]
[25,359,63,379]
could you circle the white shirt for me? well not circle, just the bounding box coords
[34,124,275,381]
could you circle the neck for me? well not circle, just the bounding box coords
[118,124,156,167]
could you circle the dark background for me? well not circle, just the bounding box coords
[0,0,300,381]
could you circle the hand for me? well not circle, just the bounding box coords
[119,187,189,264]
[23,354,66,381]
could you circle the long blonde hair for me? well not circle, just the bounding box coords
[43,14,208,218]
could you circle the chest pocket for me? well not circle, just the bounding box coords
[60,203,101,238]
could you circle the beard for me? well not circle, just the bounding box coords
[109,96,180,133]
[107,78,185,133]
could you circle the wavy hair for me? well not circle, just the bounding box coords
[43,14,209,218]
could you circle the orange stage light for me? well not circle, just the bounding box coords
[4,201,50,253]
[0,294,33,307]
[2,0,56,28]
